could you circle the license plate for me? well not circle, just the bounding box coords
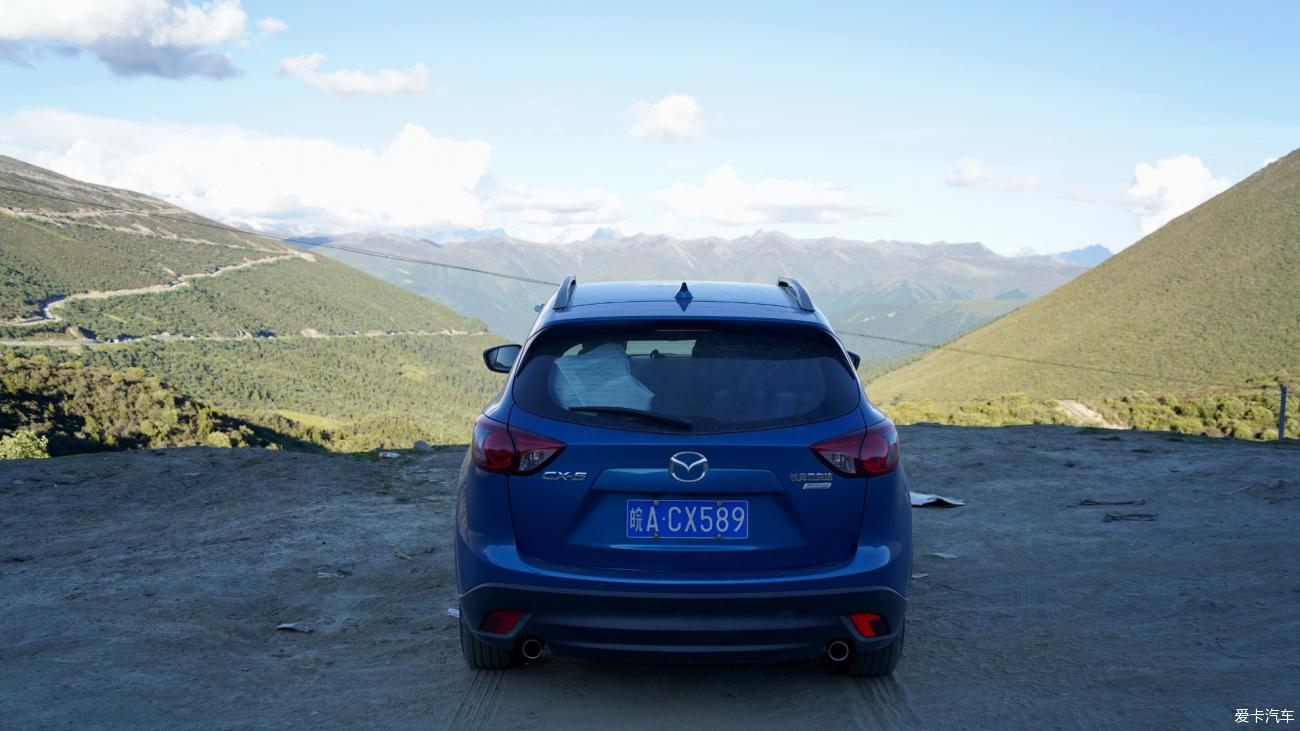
[626,499,749,539]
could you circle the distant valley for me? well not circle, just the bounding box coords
[307,231,1098,368]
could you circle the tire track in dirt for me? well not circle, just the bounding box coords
[850,676,922,727]
[447,670,507,730]
[998,543,1054,624]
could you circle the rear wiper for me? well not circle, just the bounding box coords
[567,406,693,431]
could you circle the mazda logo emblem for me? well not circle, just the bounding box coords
[668,451,708,483]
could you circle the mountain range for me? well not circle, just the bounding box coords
[1054,244,1113,266]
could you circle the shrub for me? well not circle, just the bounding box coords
[205,431,233,448]
[0,430,50,459]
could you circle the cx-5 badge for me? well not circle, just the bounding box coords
[542,471,588,481]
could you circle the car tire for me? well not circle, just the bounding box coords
[845,625,904,677]
[459,616,519,669]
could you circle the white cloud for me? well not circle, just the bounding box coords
[1125,154,1229,236]
[491,183,625,227]
[278,53,428,97]
[653,165,890,225]
[629,94,703,140]
[998,176,1043,192]
[254,17,288,36]
[0,108,490,232]
[0,0,272,78]
[945,157,990,187]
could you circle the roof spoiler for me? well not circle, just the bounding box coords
[777,277,815,312]
[552,275,578,310]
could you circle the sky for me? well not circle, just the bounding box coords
[1,1,1297,253]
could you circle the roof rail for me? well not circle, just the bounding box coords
[553,275,578,310]
[777,277,815,312]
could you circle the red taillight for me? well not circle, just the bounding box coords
[859,420,899,475]
[471,416,515,471]
[849,612,889,638]
[471,415,565,475]
[811,419,899,477]
[481,609,525,635]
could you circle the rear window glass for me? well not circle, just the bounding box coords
[512,321,859,434]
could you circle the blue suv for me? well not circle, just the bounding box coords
[455,277,912,676]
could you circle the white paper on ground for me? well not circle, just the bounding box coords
[910,491,965,507]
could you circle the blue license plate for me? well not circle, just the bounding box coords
[626,499,749,539]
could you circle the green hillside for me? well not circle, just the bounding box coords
[869,150,1300,403]
[38,256,482,341]
[62,336,502,446]
[1,354,311,455]
[0,155,503,450]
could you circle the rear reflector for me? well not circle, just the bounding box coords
[481,609,525,635]
[849,612,889,638]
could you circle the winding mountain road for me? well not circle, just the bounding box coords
[3,252,309,329]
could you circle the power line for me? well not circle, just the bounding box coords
[0,184,559,288]
[308,242,559,286]
[0,182,1273,391]
[835,329,1258,390]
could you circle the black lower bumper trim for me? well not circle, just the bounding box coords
[459,583,906,662]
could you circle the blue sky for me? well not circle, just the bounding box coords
[1,1,1297,252]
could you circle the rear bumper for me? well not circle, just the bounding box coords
[460,582,905,662]
[454,454,912,662]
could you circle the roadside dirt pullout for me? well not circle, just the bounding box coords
[1057,399,1128,429]
[1,426,1296,729]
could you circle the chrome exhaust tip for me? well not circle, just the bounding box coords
[827,640,851,663]
[520,637,545,661]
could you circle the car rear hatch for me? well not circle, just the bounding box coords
[503,318,868,572]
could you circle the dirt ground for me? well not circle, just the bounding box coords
[2,425,1297,730]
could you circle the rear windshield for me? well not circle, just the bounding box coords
[512,320,860,434]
